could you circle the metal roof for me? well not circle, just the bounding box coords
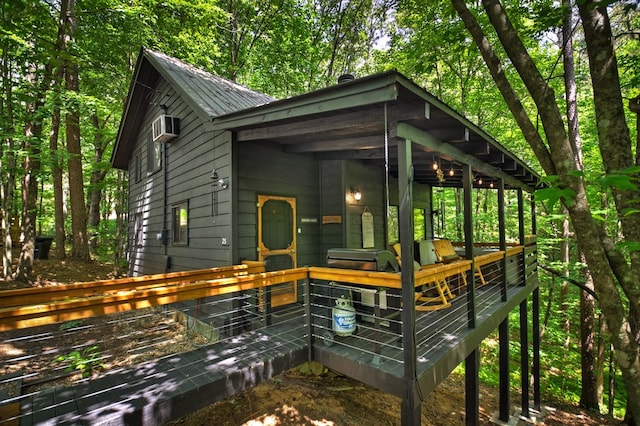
[111,48,273,169]
[112,49,542,191]
[212,70,543,191]
[145,50,274,121]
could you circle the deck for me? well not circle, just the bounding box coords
[0,243,537,425]
[15,321,307,425]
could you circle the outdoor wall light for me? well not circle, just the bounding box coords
[211,169,229,189]
[351,186,362,202]
[449,167,455,177]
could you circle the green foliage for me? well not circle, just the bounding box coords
[54,346,105,378]
[59,320,84,331]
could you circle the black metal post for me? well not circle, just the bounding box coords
[499,318,510,421]
[265,286,272,326]
[520,298,530,419]
[533,286,541,411]
[498,179,507,302]
[465,349,480,426]
[498,179,511,421]
[398,138,421,425]
[304,276,313,362]
[462,164,479,425]
[518,189,526,287]
[462,164,476,329]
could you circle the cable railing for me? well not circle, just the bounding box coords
[0,263,308,424]
[0,240,536,423]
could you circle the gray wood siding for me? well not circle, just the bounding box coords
[343,160,386,250]
[237,142,321,267]
[319,160,344,261]
[127,78,234,276]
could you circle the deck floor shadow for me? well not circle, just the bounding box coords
[18,322,308,426]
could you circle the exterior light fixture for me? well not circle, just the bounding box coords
[211,168,229,189]
[351,186,362,202]
[478,177,483,185]
[449,167,454,177]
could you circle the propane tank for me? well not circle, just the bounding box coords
[332,295,356,336]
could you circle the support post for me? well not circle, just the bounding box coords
[462,164,475,329]
[520,298,530,419]
[398,138,421,425]
[517,189,526,287]
[499,318,510,421]
[465,349,480,426]
[304,275,313,362]
[498,179,507,301]
[533,287,541,411]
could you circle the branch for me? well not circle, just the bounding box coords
[538,263,598,301]
[450,0,555,176]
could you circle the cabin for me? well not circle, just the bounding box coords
[109,47,543,424]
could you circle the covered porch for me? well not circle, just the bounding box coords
[214,70,543,424]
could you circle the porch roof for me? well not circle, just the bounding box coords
[212,70,542,191]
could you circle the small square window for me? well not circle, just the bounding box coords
[172,202,188,245]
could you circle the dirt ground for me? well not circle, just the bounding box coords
[1,259,621,426]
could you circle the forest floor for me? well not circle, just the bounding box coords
[0,258,621,426]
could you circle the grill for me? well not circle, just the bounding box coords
[325,248,402,336]
[326,248,399,272]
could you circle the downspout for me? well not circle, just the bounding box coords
[163,129,170,272]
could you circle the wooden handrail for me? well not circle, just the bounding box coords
[0,267,305,331]
[0,262,265,307]
[0,244,531,331]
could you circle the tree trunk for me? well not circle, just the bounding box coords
[1,42,16,278]
[561,0,598,409]
[15,65,45,283]
[63,0,89,261]
[87,113,110,255]
[580,265,599,409]
[49,66,66,260]
[452,0,640,421]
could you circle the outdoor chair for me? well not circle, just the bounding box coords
[392,242,455,311]
[431,239,487,287]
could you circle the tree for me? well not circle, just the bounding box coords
[63,0,90,261]
[450,0,640,422]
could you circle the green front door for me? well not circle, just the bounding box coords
[257,195,297,307]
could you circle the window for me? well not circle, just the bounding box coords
[172,202,188,245]
[132,152,142,183]
[147,135,162,173]
[134,212,143,246]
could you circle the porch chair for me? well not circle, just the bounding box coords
[392,242,455,311]
[431,239,487,287]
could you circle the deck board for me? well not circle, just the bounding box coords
[313,280,535,398]
[19,323,307,425]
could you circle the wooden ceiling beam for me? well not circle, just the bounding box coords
[283,135,386,153]
[395,123,534,192]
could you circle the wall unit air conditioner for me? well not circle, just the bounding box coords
[152,115,180,143]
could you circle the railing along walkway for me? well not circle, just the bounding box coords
[0,244,533,425]
[0,263,309,425]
